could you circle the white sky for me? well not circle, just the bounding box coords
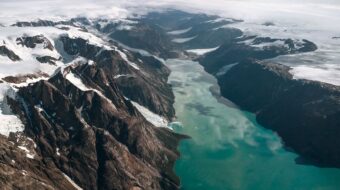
[0,0,339,85]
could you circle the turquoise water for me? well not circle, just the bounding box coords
[167,59,340,190]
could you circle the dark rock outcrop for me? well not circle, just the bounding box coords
[36,56,60,65]
[2,72,48,84]
[12,18,89,27]
[16,35,54,50]
[0,45,21,61]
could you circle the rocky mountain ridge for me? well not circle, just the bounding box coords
[0,16,186,190]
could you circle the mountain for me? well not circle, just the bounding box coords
[0,18,187,190]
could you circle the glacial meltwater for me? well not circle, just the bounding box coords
[167,59,340,190]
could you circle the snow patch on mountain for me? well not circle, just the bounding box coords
[172,36,197,43]
[65,71,90,91]
[62,173,83,190]
[206,17,235,23]
[57,25,113,50]
[251,41,287,49]
[65,70,117,110]
[114,74,133,79]
[290,64,340,86]
[186,46,220,55]
[131,100,169,128]
[167,27,192,35]
[216,63,239,76]
[18,145,35,159]
[116,49,140,70]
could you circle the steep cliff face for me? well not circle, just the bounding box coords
[217,59,340,167]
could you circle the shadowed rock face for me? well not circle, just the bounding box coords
[36,56,60,65]
[0,45,21,61]
[216,59,340,167]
